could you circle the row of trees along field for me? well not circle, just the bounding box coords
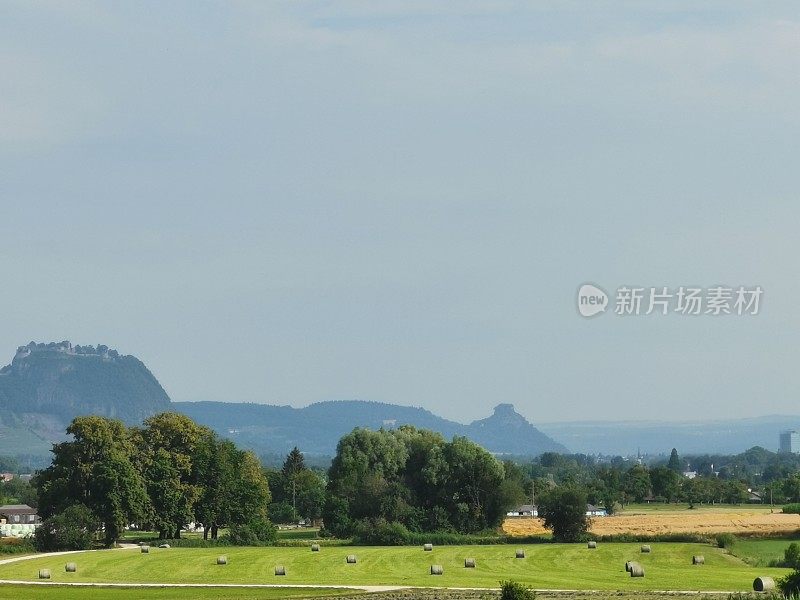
[518,448,800,513]
[34,413,272,547]
[32,417,527,548]
[29,413,800,550]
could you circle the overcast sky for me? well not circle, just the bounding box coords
[1,1,798,424]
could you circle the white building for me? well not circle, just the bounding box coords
[780,430,800,454]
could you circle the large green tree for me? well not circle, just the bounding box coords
[537,485,589,542]
[138,413,208,538]
[325,426,513,536]
[442,436,506,532]
[667,448,682,472]
[650,466,681,502]
[193,438,271,539]
[35,416,150,546]
[622,465,651,504]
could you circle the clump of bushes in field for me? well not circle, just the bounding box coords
[34,504,99,552]
[779,543,800,597]
[782,504,800,515]
[500,580,536,600]
[226,516,276,546]
[349,517,508,546]
[717,533,737,549]
[0,537,35,554]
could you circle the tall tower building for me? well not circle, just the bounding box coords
[779,430,800,454]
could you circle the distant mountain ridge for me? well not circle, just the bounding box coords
[4,341,793,460]
[175,399,569,456]
[0,341,565,458]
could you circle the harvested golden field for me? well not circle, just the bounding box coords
[503,509,800,537]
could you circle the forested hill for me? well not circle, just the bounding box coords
[176,400,569,456]
[0,341,171,453]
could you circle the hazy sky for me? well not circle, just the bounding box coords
[2,2,798,424]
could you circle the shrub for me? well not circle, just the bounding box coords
[350,519,511,546]
[0,538,35,554]
[783,504,800,515]
[352,519,410,545]
[226,517,277,546]
[716,533,736,549]
[500,580,537,600]
[780,570,800,597]
[786,543,800,570]
[35,504,99,552]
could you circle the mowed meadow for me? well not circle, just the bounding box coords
[0,543,789,591]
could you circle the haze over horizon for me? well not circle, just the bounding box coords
[2,2,798,424]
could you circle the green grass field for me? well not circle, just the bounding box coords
[0,543,789,592]
[728,538,798,567]
[0,585,359,600]
[619,503,779,514]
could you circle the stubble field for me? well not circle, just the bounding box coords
[503,505,800,537]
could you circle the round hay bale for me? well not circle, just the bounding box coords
[138,541,146,546]
[38,569,51,579]
[65,563,77,573]
[141,545,150,554]
[423,543,433,551]
[515,549,525,559]
[640,545,651,553]
[588,541,597,549]
[692,555,704,565]
[311,543,320,552]
[430,565,443,575]
[159,544,170,549]
[346,554,357,564]
[753,577,775,592]
[217,556,227,565]
[625,561,639,573]
[629,564,645,578]
[464,558,476,568]
[275,565,286,576]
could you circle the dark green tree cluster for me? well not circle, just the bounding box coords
[34,413,272,548]
[537,485,589,542]
[0,476,37,507]
[265,447,326,525]
[323,426,523,537]
[519,448,760,512]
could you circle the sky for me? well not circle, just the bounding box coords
[1,1,798,424]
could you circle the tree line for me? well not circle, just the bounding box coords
[34,413,271,548]
[30,413,800,550]
[518,447,800,513]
